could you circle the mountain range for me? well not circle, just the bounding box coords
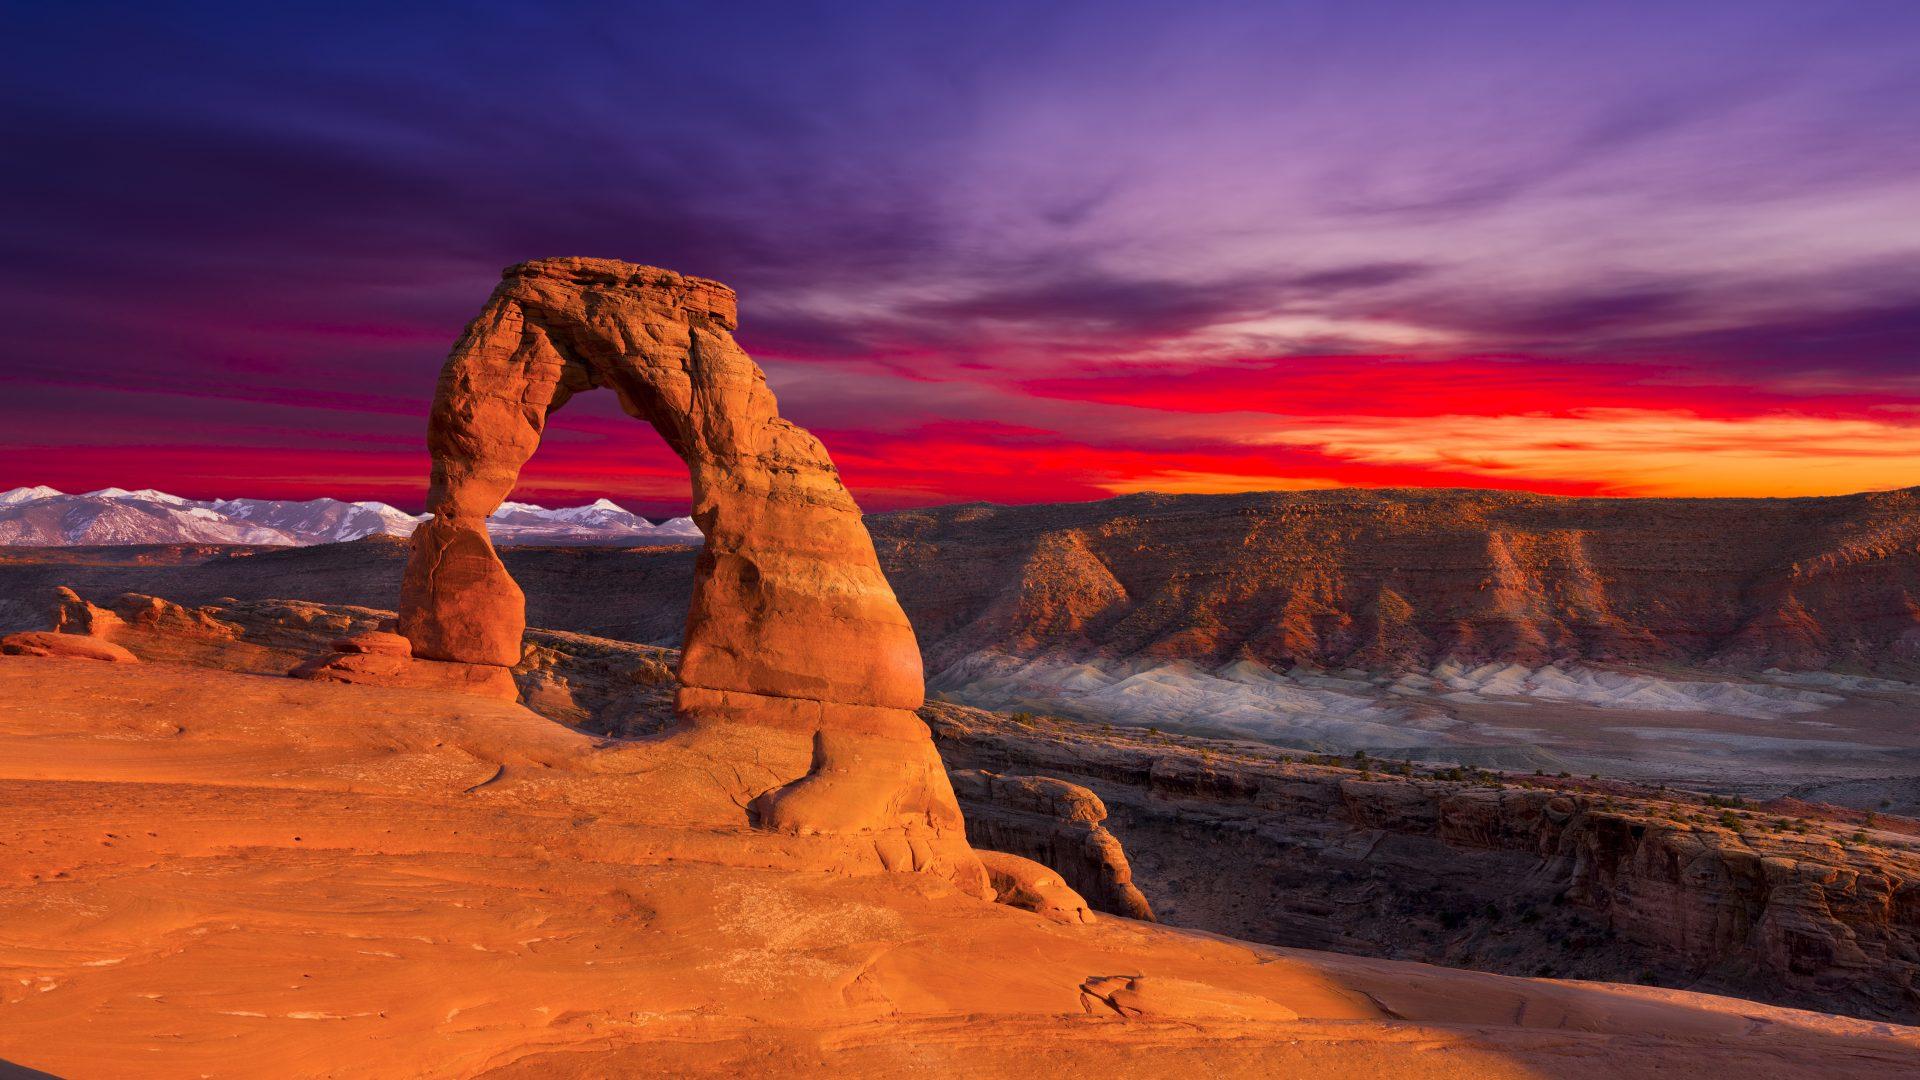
[0,487,701,547]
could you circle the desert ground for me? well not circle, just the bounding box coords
[3,656,1916,1078]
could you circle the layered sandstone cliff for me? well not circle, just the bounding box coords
[868,487,1920,677]
[928,702,1920,1023]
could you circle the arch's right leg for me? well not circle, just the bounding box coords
[399,297,573,667]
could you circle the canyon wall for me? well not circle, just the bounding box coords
[928,702,1920,1023]
[8,485,1918,680]
[869,487,1920,677]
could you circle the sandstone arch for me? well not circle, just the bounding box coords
[397,258,981,884]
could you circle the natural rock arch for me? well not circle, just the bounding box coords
[397,258,981,884]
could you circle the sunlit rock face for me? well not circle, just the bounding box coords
[396,258,981,887]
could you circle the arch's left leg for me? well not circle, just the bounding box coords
[400,295,573,667]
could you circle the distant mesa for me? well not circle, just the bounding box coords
[0,485,700,548]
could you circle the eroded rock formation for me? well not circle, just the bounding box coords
[391,258,981,886]
[951,769,1155,921]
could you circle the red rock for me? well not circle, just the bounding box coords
[0,631,138,663]
[292,650,516,701]
[49,586,124,636]
[950,769,1155,921]
[330,631,413,657]
[978,849,1095,924]
[393,258,979,887]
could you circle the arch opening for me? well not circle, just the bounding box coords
[391,258,984,892]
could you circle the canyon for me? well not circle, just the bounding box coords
[7,484,1920,794]
[15,584,1920,1025]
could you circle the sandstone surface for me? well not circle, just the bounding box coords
[952,768,1156,921]
[0,629,137,662]
[2,657,1915,1078]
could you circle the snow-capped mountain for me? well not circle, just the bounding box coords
[0,487,700,547]
[208,497,423,543]
[0,485,63,505]
[0,488,299,546]
[484,498,702,545]
[83,487,193,505]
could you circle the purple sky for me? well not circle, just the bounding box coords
[4,1,1917,510]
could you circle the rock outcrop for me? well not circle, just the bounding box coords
[22,581,1920,1022]
[0,630,137,662]
[951,769,1155,921]
[389,258,981,890]
[975,849,1095,924]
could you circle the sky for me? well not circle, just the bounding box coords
[3,1,1918,513]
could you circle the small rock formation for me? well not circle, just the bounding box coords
[0,630,138,662]
[292,631,519,701]
[393,258,983,891]
[49,586,125,637]
[951,769,1155,921]
[976,850,1094,924]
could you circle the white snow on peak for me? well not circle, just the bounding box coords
[84,487,190,505]
[3,486,693,547]
[0,485,64,505]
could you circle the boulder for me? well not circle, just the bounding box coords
[1,631,138,663]
[979,849,1094,924]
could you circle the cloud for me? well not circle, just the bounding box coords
[1250,408,1920,498]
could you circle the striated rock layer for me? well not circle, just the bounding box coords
[391,258,979,889]
[868,487,1920,677]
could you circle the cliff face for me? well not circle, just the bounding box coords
[869,487,1920,677]
[927,702,1920,1024]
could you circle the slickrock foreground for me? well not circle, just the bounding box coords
[3,657,1917,1078]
